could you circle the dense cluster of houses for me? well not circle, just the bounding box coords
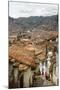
[9,30,58,88]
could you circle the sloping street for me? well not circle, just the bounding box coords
[33,75,55,87]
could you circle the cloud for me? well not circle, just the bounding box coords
[9,2,58,18]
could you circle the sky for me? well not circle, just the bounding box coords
[9,2,58,18]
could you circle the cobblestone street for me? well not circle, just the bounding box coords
[33,75,55,87]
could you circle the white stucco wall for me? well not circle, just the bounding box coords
[13,67,19,84]
[53,73,57,85]
[56,52,59,81]
[43,62,46,75]
[39,62,42,74]
[23,67,33,88]
[53,52,59,85]
[39,62,47,75]
[46,57,51,75]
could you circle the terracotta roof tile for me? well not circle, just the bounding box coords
[9,45,36,67]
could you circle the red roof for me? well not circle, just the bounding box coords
[9,45,36,67]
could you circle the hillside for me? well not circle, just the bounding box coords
[9,15,58,35]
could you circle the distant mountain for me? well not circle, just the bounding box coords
[9,15,58,35]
